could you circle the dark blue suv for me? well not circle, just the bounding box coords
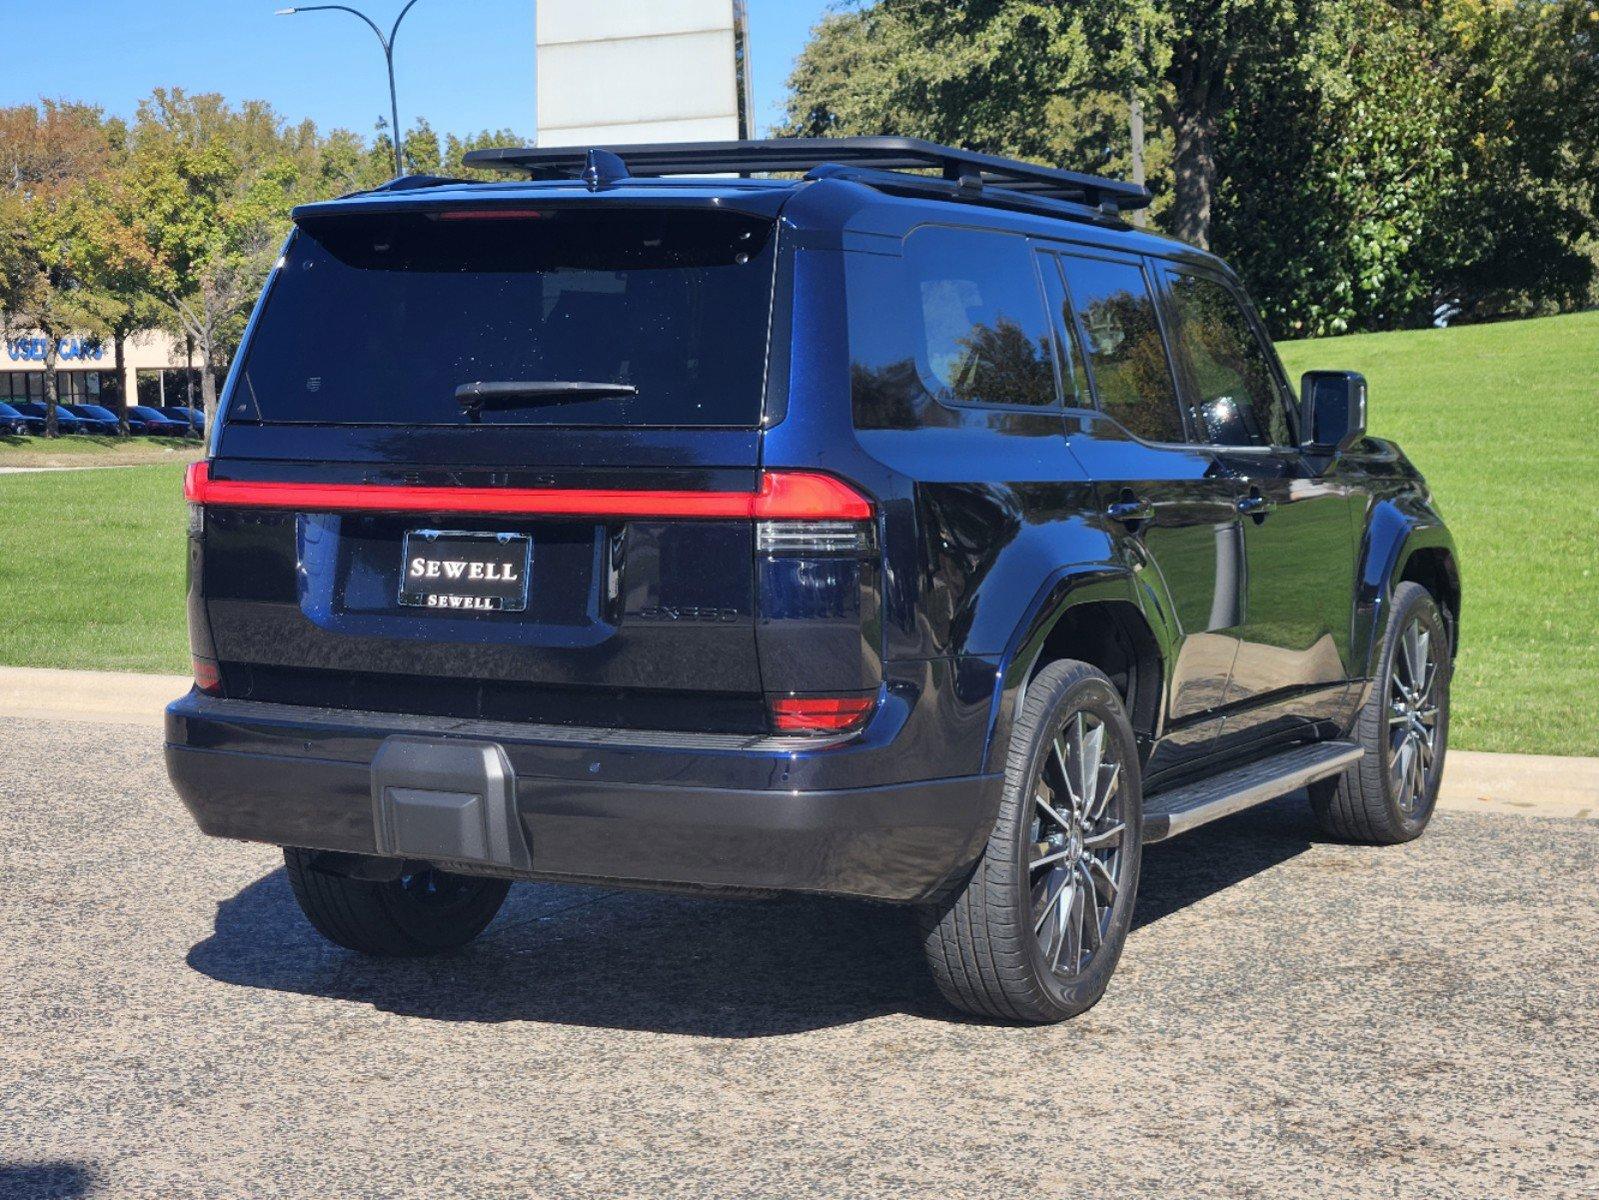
[166,139,1458,1022]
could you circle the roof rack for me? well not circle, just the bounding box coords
[461,136,1151,214]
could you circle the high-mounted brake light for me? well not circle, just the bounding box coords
[769,694,877,735]
[182,463,873,522]
[433,209,549,221]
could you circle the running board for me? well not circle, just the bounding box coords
[1143,741,1363,843]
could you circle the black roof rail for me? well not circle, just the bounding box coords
[370,173,473,193]
[461,136,1152,214]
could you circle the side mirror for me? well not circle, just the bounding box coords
[1300,370,1367,453]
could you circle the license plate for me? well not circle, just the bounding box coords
[399,530,531,612]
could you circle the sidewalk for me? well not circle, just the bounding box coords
[0,664,1592,819]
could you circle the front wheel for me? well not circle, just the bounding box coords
[283,849,510,956]
[921,660,1142,1023]
[1310,581,1451,843]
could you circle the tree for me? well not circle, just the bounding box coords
[0,100,112,436]
[1213,0,1454,333]
[445,128,532,175]
[120,90,297,423]
[75,141,167,434]
[782,0,1313,250]
[781,0,1597,330]
[401,116,442,175]
[1423,0,1598,318]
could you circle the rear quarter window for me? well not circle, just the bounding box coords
[847,225,1058,428]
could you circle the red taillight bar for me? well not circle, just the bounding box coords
[183,462,872,521]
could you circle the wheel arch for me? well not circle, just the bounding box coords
[983,564,1173,773]
[1354,498,1460,675]
[1397,546,1460,654]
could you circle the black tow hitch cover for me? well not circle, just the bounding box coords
[371,736,528,871]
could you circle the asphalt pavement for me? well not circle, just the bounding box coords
[2,715,1595,1199]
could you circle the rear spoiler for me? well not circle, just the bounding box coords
[290,185,793,227]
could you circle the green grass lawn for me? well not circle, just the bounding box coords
[0,432,203,469]
[1278,310,1599,756]
[1,311,1594,754]
[0,464,190,674]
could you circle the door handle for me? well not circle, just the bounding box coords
[1106,496,1154,524]
[1236,489,1276,518]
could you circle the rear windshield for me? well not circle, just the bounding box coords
[229,207,777,427]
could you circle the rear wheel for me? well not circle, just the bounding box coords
[1310,581,1450,843]
[921,660,1142,1023]
[283,849,510,956]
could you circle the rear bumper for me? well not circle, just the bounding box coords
[165,691,1002,903]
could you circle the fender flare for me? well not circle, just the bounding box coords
[1353,501,1460,678]
[979,560,1176,774]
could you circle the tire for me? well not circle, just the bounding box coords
[920,659,1143,1023]
[1310,581,1451,844]
[283,848,510,956]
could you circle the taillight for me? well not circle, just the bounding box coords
[750,472,872,520]
[183,461,207,501]
[192,655,222,696]
[184,461,207,534]
[756,520,871,554]
[769,694,876,735]
[178,462,871,524]
[754,472,874,556]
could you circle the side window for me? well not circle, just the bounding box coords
[903,226,1058,408]
[1164,271,1293,447]
[1057,254,1185,443]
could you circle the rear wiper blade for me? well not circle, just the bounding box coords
[455,380,638,415]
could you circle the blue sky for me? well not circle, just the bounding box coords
[0,0,832,140]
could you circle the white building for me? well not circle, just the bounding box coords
[2,327,193,410]
[535,0,754,145]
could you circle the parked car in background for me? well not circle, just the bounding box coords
[72,405,162,435]
[127,405,189,436]
[63,404,123,434]
[160,405,206,436]
[0,400,44,436]
[11,401,88,434]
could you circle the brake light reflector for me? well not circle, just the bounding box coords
[192,656,222,696]
[769,694,876,734]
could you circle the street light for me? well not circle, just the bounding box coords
[276,0,425,177]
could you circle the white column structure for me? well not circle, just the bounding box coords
[535,0,754,146]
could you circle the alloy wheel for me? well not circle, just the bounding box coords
[1028,709,1127,978]
[1388,617,1441,817]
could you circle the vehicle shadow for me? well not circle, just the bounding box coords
[0,1161,99,1200]
[186,793,1319,1035]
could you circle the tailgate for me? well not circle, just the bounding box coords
[191,435,767,733]
[192,202,781,734]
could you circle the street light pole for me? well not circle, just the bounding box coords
[276,0,425,176]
